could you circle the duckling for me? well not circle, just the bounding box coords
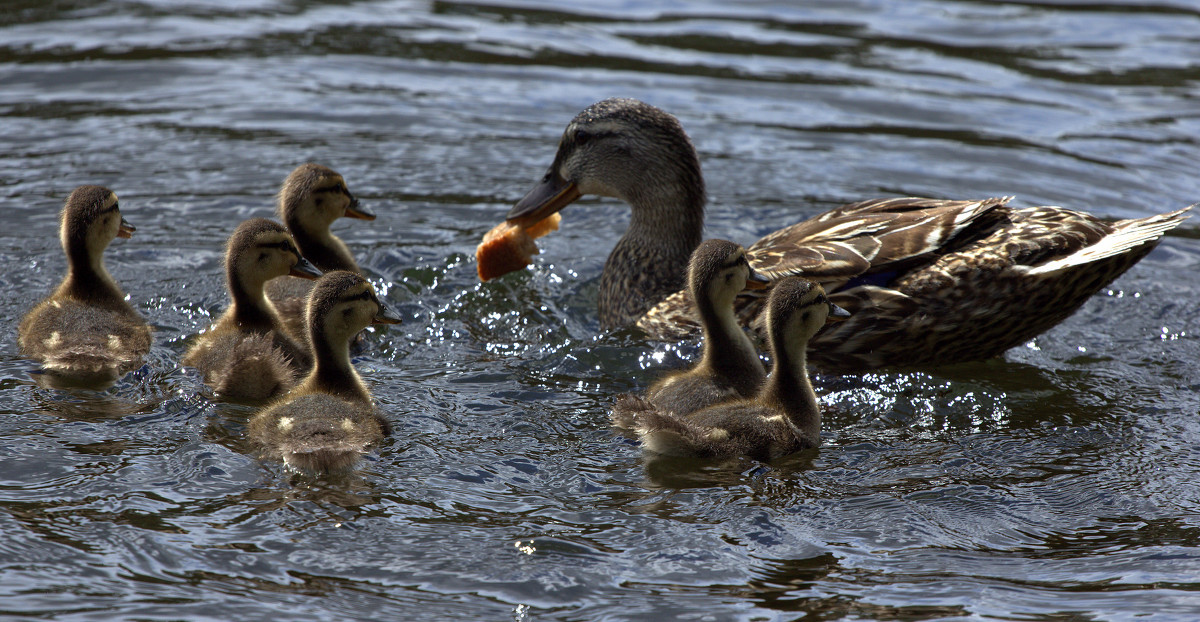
[248,271,401,474]
[265,163,374,344]
[630,277,848,461]
[612,239,768,427]
[507,98,1191,371]
[18,185,152,386]
[183,218,321,401]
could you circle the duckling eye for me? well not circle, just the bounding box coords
[574,130,593,145]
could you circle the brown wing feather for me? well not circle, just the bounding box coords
[640,196,1013,340]
[747,197,1011,287]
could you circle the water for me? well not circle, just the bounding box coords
[3,1,1200,619]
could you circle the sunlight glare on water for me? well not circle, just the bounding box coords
[2,0,1200,620]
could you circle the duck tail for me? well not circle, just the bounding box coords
[633,410,714,457]
[1029,205,1192,275]
[611,393,654,428]
[277,417,374,474]
[213,335,297,401]
[41,350,123,377]
[283,447,366,473]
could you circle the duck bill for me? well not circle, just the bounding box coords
[289,257,323,279]
[825,302,851,323]
[344,196,375,221]
[506,168,581,228]
[372,303,403,325]
[117,217,135,239]
[743,268,770,291]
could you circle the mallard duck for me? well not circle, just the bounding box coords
[612,239,768,426]
[506,98,1192,372]
[248,271,400,474]
[183,218,321,401]
[630,277,847,460]
[264,163,374,344]
[18,185,152,386]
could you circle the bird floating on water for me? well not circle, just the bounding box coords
[19,185,152,388]
[505,98,1191,372]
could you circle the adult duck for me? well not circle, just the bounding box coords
[506,98,1190,372]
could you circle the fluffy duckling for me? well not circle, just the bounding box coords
[249,271,400,474]
[630,277,848,461]
[265,163,374,343]
[612,239,768,426]
[18,185,151,386]
[183,218,321,401]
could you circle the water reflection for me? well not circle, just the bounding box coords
[2,0,1200,619]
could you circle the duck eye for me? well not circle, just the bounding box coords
[574,130,593,145]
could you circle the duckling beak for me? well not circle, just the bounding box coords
[344,195,375,221]
[117,217,135,239]
[744,268,770,290]
[372,303,403,325]
[289,256,322,279]
[506,168,582,228]
[826,302,851,323]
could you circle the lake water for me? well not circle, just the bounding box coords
[3,1,1200,620]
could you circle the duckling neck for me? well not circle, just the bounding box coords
[60,246,126,306]
[287,217,359,273]
[762,333,820,444]
[228,268,279,331]
[303,333,371,403]
[696,293,761,395]
[598,194,704,328]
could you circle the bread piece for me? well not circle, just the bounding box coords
[476,213,561,281]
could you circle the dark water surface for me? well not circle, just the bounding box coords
[4,1,1200,620]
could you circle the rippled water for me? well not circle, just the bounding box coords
[3,1,1200,619]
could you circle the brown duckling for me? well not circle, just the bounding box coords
[630,277,848,461]
[248,271,400,474]
[18,185,151,386]
[183,218,320,401]
[612,239,768,427]
[265,163,374,344]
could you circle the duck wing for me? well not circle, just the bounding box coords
[638,197,1011,339]
[747,196,1012,288]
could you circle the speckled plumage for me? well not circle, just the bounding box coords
[264,163,373,345]
[630,278,837,461]
[508,98,1192,371]
[647,198,1192,371]
[249,271,399,474]
[18,185,151,386]
[612,240,766,427]
[183,218,317,402]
